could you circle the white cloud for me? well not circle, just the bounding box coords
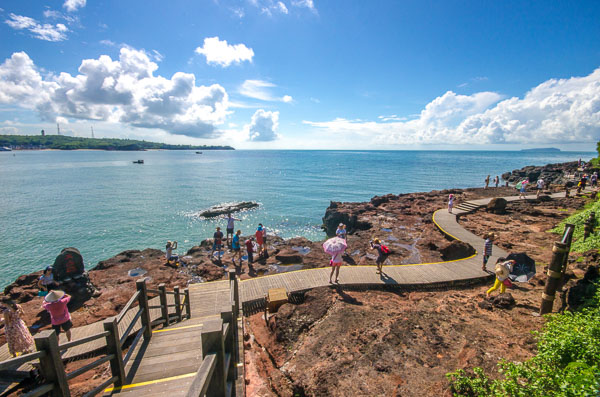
[305,68,600,145]
[239,80,292,102]
[291,0,317,13]
[277,2,289,14]
[246,109,280,141]
[0,126,19,134]
[5,13,69,42]
[63,0,86,12]
[0,49,231,138]
[195,37,254,67]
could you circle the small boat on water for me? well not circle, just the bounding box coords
[196,151,202,154]
[132,160,144,164]
[0,146,12,152]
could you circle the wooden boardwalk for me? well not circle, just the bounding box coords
[1,188,585,395]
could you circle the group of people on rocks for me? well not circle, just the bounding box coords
[484,175,500,189]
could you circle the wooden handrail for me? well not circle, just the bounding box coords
[66,354,114,380]
[119,308,144,347]
[82,375,118,397]
[21,383,54,397]
[116,290,141,324]
[0,350,46,371]
[59,331,110,351]
[146,288,160,294]
[185,353,217,397]
[122,326,146,367]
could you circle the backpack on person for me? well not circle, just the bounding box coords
[515,180,523,190]
[380,244,390,254]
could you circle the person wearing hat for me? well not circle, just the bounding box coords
[482,233,494,271]
[486,259,516,297]
[42,290,72,341]
[255,224,264,254]
[336,223,347,240]
[210,227,224,260]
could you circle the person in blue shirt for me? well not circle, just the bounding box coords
[232,230,242,268]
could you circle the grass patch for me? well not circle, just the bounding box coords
[550,198,600,253]
[447,284,600,396]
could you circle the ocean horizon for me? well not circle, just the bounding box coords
[0,149,594,288]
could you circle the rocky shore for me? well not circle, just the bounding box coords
[1,159,598,396]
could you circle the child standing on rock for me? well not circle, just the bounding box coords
[482,233,494,271]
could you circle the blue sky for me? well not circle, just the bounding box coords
[1,1,599,150]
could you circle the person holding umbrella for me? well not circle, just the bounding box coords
[323,236,347,284]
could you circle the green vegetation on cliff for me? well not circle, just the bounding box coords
[0,135,234,151]
[550,198,600,254]
[447,285,600,396]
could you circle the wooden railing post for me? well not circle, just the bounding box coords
[184,288,191,319]
[103,317,126,386]
[201,319,226,396]
[174,286,182,322]
[559,224,575,286]
[136,279,152,339]
[158,283,169,325]
[540,242,569,315]
[34,330,70,397]
[228,269,240,368]
[221,308,236,385]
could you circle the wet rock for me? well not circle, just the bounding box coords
[322,202,372,237]
[486,197,507,214]
[492,293,515,309]
[198,201,259,217]
[440,241,476,261]
[275,249,303,264]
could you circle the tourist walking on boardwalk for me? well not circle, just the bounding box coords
[323,236,346,284]
[42,290,73,341]
[482,233,494,271]
[210,227,224,260]
[591,172,598,188]
[1,297,35,357]
[245,236,255,265]
[518,178,529,199]
[485,175,490,189]
[255,224,265,254]
[226,213,241,248]
[536,178,545,199]
[581,174,588,190]
[371,238,390,274]
[38,266,59,293]
[231,230,243,269]
[494,175,499,188]
[448,194,455,213]
[336,223,347,240]
[486,259,515,297]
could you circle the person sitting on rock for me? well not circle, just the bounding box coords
[486,258,516,297]
[38,266,59,293]
[165,241,179,265]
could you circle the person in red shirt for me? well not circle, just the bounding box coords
[245,237,255,265]
[42,290,72,341]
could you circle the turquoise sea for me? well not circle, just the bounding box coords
[0,149,594,288]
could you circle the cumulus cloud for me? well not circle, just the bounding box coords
[63,0,86,12]
[305,68,600,145]
[291,0,317,13]
[0,49,231,138]
[5,13,69,42]
[195,37,254,67]
[246,109,279,141]
[239,80,292,102]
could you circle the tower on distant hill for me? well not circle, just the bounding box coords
[41,129,45,136]
[57,123,61,135]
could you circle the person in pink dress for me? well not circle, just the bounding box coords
[1,297,35,357]
[329,252,343,284]
[42,290,72,341]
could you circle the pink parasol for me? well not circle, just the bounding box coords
[322,237,347,256]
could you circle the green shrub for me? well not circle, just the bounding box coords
[447,286,600,396]
[550,198,600,254]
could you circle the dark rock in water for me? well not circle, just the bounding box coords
[486,197,507,214]
[502,161,595,186]
[492,293,515,309]
[199,201,259,217]
[275,249,303,264]
[440,240,476,261]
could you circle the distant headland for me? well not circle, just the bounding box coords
[0,134,234,151]
[520,147,560,152]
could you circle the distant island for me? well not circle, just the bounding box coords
[521,147,560,152]
[0,135,234,151]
